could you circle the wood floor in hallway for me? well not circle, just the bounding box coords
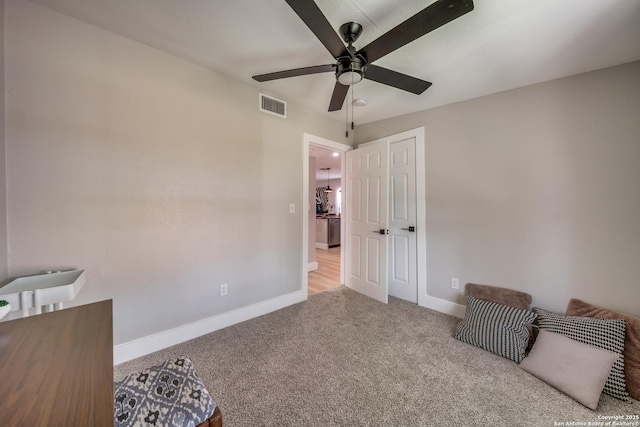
[308,246,341,296]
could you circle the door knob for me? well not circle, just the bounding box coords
[372,229,388,235]
[400,226,415,232]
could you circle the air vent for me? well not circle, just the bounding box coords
[259,93,287,118]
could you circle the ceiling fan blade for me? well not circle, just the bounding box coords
[358,0,474,64]
[364,65,432,94]
[253,64,335,82]
[285,0,347,59]
[328,82,349,111]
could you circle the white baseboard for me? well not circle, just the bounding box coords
[113,289,307,365]
[308,262,318,272]
[315,243,328,249]
[420,295,466,319]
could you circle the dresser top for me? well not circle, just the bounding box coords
[0,300,114,426]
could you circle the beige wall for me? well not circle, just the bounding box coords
[357,61,640,317]
[4,0,347,344]
[0,0,7,281]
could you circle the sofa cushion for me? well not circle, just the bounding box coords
[454,295,536,363]
[534,308,631,402]
[566,298,640,401]
[520,330,618,410]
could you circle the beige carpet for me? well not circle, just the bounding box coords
[115,287,639,426]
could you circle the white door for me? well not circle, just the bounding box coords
[388,138,417,303]
[345,141,389,303]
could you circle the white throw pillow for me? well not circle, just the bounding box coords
[534,308,630,401]
[520,330,618,410]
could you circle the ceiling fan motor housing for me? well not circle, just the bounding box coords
[336,22,366,85]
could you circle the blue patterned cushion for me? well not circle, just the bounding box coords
[114,356,217,427]
[455,295,537,363]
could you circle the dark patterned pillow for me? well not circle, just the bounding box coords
[454,295,537,363]
[534,309,631,402]
[114,356,217,426]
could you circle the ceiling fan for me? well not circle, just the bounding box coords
[252,0,474,112]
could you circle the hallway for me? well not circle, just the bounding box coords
[308,246,341,296]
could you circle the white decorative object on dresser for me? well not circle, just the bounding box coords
[0,269,85,319]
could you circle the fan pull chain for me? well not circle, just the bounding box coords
[345,98,349,138]
[345,61,358,139]
[350,75,355,141]
[346,67,350,138]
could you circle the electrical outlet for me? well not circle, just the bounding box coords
[220,283,228,296]
[451,277,459,290]
[289,203,295,213]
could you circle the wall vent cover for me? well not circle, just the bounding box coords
[259,93,287,118]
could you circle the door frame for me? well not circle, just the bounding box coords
[358,127,427,306]
[301,133,352,297]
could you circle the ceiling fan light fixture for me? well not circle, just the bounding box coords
[337,70,363,85]
[336,57,364,86]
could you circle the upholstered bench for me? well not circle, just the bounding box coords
[114,356,222,427]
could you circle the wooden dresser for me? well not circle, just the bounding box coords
[0,300,114,426]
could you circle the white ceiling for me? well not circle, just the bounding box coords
[30,0,640,124]
[310,145,341,181]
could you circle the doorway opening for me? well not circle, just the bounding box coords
[301,134,352,298]
[302,129,426,306]
[310,155,341,295]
